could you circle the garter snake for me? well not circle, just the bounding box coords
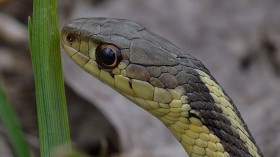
[61,18,263,157]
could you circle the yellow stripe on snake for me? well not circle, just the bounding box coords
[61,18,263,157]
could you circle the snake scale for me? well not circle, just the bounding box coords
[61,18,263,157]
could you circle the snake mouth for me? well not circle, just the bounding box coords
[62,44,91,67]
[62,43,78,56]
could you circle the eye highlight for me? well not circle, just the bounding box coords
[66,33,77,43]
[95,43,122,70]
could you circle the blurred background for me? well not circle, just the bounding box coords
[0,0,280,157]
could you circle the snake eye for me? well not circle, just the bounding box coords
[95,43,122,69]
[66,33,76,43]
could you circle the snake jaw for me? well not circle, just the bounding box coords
[62,44,77,57]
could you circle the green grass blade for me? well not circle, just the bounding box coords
[0,83,31,157]
[28,0,71,156]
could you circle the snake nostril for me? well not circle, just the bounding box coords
[67,33,77,43]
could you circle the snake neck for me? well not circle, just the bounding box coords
[120,65,263,157]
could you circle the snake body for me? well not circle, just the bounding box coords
[61,18,263,157]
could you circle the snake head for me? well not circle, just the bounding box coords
[61,17,205,105]
[61,17,186,86]
[61,17,194,112]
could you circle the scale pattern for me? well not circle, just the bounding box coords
[61,18,263,157]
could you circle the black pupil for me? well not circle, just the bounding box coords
[100,48,115,65]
